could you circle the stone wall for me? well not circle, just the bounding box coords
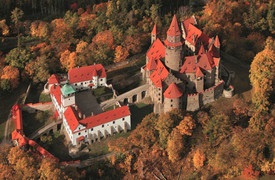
[22,102,53,113]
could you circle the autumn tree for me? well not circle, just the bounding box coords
[156,109,183,148]
[193,149,206,169]
[176,115,196,136]
[11,8,24,48]
[1,66,19,89]
[166,128,183,163]
[0,19,9,36]
[30,21,50,38]
[5,47,32,69]
[203,114,232,145]
[114,45,129,63]
[127,113,158,149]
[249,37,275,114]
[39,158,63,180]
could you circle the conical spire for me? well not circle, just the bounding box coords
[198,45,205,55]
[214,35,220,48]
[164,83,182,98]
[167,14,181,36]
[151,24,157,35]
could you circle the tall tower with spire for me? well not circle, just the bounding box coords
[151,24,157,44]
[164,14,183,71]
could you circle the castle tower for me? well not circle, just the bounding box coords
[195,67,204,92]
[163,83,183,113]
[214,35,220,50]
[61,84,76,108]
[164,15,183,72]
[151,24,157,44]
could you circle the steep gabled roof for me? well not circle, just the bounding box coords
[150,71,162,88]
[64,106,79,132]
[11,130,27,146]
[167,14,181,36]
[198,45,206,55]
[185,24,210,47]
[182,16,197,32]
[68,64,106,84]
[146,58,158,71]
[50,85,61,106]
[79,106,131,129]
[146,38,165,61]
[164,83,183,98]
[196,67,204,77]
[151,24,157,35]
[180,52,215,74]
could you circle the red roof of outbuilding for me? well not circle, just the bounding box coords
[12,104,23,131]
[68,64,106,84]
[50,85,61,106]
[151,24,157,35]
[182,16,197,32]
[164,83,182,98]
[167,15,181,36]
[79,106,131,129]
[64,106,80,132]
[11,130,27,146]
[146,38,165,61]
[48,74,59,84]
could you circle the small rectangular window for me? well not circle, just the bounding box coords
[102,124,104,127]
[78,132,81,135]
[113,121,115,124]
[122,118,125,121]
[91,128,93,131]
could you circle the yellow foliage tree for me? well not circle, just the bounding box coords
[177,115,196,136]
[166,128,183,163]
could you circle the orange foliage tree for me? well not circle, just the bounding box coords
[193,149,206,169]
[176,115,196,136]
[114,45,129,62]
[1,66,19,88]
[92,30,114,48]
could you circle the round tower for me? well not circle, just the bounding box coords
[164,15,183,72]
[163,83,183,113]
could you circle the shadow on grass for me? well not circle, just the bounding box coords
[130,103,154,129]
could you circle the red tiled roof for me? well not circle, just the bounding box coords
[151,24,157,35]
[12,104,23,131]
[182,16,197,32]
[64,106,79,132]
[196,67,204,77]
[149,60,169,88]
[164,83,183,98]
[48,74,59,84]
[213,57,220,67]
[150,71,162,88]
[68,64,106,84]
[167,14,181,36]
[198,45,206,55]
[80,106,131,129]
[146,58,158,71]
[185,24,210,47]
[180,52,215,74]
[11,130,27,146]
[146,38,165,61]
[50,85,61,106]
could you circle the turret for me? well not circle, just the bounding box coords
[163,83,182,113]
[61,84,76,108]
[195,67,204,92]
[164,15,183,72]
[151,24,157,44]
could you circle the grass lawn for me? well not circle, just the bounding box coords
[0,83,29,141]
[22,110,53,137]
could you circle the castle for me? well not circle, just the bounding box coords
[141,15,225,113]
[46,64,131,146]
